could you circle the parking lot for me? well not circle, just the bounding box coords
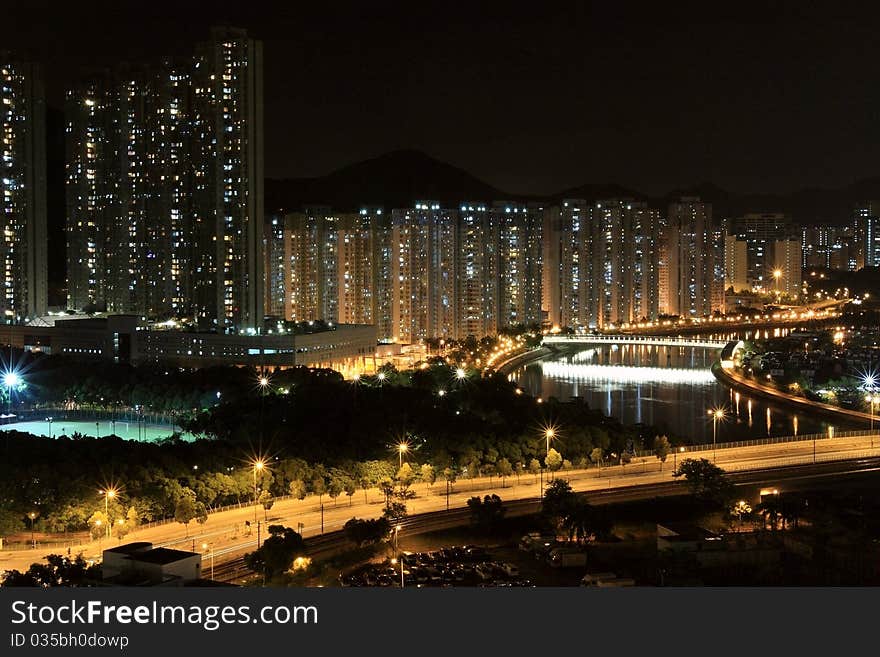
[339,545,534,587]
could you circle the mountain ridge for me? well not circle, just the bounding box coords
[266,149,880,224]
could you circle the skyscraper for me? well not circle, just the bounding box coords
[391,202,456,343]
[456,203,497,338]
[591,199,660,328]
[854,201,880,269]
[263,214,286,318]
[729,213,794,290]
[665,197,718,317]
[338,207,393,340]
[1,57,47,322]
[65,27,264,331]
[283,207,341,323]
[494,202,543,328]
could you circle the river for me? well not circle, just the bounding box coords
[512,339,857,445]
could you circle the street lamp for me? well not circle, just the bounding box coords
[391,556,405,588]
[673,446,685,473]
[866,394,880,443]
[397,442,409,469]
[455,367,467,381]
[773,268,782,294]
[707,408,724,462]
[201,542,214,579]
[252,459,265,523]
[99,488,117,538]
[27,511,37,548]
[544,427,556,457]
[3,370,21,414]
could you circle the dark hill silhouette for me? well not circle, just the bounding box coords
[266,149,880,225]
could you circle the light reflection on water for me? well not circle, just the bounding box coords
[513,343,851,444]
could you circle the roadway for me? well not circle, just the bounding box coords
[3,429,880,579]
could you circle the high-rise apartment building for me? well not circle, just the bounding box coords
[723,235,748,293]
[338,209,392,331]
[546,199,589,329]
[1,57,47,322]
[264,215,286,317]
[65,27,263,331]
[729,213,795,290]
[772,240,802,298]
[391,202,456,343]
[665,197,719,317]
[544,199,659,329]
[283,207,342,323]
[494,202,542,328]
[855,202,880,269]
[456,203,497,338]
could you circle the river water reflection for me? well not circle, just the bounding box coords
[513,342,856,444]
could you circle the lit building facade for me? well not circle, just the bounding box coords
[0,57,47,322]
[723,235,748,293]
[65,27,264,331]
[391,202,456,342]
[665,197,719,317]
[456,202,497,338]
[494,201,542,328]
[772,240,802,298]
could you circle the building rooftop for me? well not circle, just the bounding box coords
[128,547,198,565]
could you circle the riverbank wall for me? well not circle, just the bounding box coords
[712,362,872,427]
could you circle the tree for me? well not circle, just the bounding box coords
[1,554,101,587]
[173,490,200,535]
[88,511,109,540]
[513,461,525,485]
[420,463,436,491]
[466,494,506,533]
[542,478,576,529]
[496,457,513,487]
[653,435,671,470]
[673,458,733,505]
[327,476,344,507]
[343,517,391,547]
[258,490,275,520]
[311,476,327,505]
[545,447,563,472]
[562,502,612,544]
[343,476,357,506]
[288,479,307,500]
[590,447,603,469]
[396,462,414,488]
[528,458,542,482]
[243,525,306,581]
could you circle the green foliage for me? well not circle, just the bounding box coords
[243,525,305,581]
[653,435,671,469]
[343,517,391,547]
[2,554,101,587]
[545,447,563,471]
[466,494,506,533]
[673,458,733,505]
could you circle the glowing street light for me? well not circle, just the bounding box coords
[544,427,556,457]
[3,371,21,388]
[99,488,117,538]
[397,442,409,468]
[251,459,266,523]
[773,269,782,294]
[707,408,725,462]
[3,370,21,413]
[201,542,214,579]
[455,367,467,380]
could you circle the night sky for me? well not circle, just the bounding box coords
[3,1,880,196]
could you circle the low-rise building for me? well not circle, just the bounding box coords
[102,542,201,585]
